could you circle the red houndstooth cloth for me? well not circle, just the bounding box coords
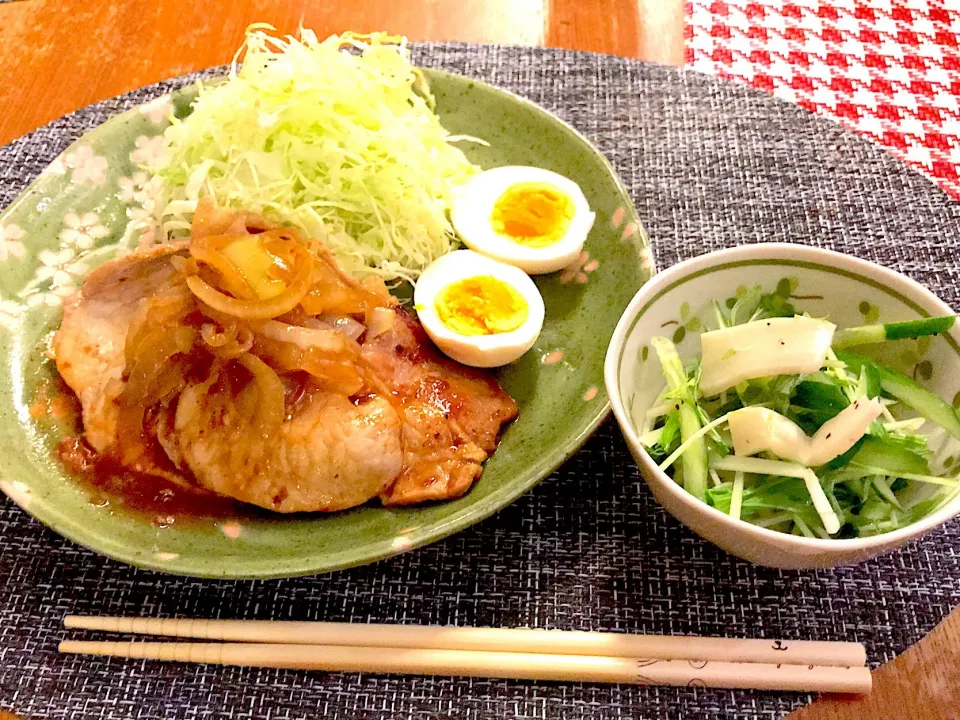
[686,0,960,199]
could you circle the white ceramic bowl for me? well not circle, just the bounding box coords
[604,244,960,569]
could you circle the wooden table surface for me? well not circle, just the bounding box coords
[0,0,956,717]
[0,0,683,146]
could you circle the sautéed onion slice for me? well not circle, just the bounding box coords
[115,201,399,458]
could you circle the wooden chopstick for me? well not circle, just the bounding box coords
[58,640,873,693]
[63,616,866,668]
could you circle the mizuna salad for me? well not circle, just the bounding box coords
[641,285,959,539]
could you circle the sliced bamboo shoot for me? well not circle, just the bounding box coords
[727,399,883,467]
[699,317,835,396]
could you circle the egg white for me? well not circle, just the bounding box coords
[450,166,596,275]
[414,250,545,368]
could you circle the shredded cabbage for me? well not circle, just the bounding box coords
[140,26,479,281]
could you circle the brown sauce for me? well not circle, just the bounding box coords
[35,377,249,527]
[55,436,241,526]
[29,376,81,425]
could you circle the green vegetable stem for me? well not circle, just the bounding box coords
[832,316,955,349]
[651,336,708,502]
[837,350,960,441]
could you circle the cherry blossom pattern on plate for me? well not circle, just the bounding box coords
[118,171,150,203]
[0,300,22,332]
[129,223,157,249]
[639,245,656,275]
[40,153,68,178]
[64,146,108,186]
[139,94,174,124]
[0,223,25,263]
[25,249,88,308]
[610,206,626,230]
[118,172,166,249]
[60,212,110,250]
[0,479,32,509]
[391,536,413,551]
[130,135,168,170]
[559,250,599,285]
[608,205,655,273]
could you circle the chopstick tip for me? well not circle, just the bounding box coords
[63,615,110,631]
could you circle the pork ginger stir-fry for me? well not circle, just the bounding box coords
[52,200,517,513]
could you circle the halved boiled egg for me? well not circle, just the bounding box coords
[450,166,596,274]
[415,250,545,368]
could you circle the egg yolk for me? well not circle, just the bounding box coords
[435,276,529,336]
[490,182,575,248]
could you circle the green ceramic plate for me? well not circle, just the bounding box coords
[0,70,652,578]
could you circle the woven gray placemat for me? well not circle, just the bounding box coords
[1,44,959,720]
